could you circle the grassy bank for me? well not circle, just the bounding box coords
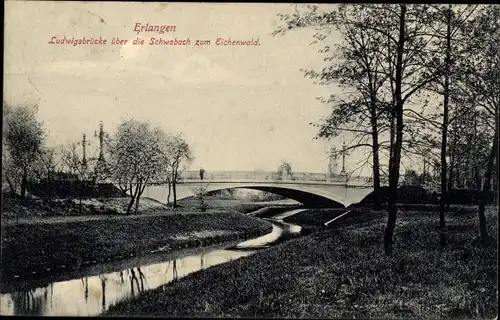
[1,195,172,220]
[248,205,304,219]
[104,206,497,318]
[283,205,478,226]
[283,208,347,225]
[1,194,290,222]
[1,211,272,281]
[177,197,301,215]
[1,194,297,228]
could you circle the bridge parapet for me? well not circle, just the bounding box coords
[180,170,373,186]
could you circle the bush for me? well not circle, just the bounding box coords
[358,186,496,207]
[27,180,125,199]
[444,189,496,205]
[359,186,438,205]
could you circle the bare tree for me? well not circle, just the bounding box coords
[272,4,391,195]
[34,146,61,212]
[61,143,99,213]
[411,4,480,246]
[456,5,499,243]
[168,135,193,208]
[156,132,174,205]
[274,4,444,255]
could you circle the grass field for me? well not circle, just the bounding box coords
[104,206,498,319]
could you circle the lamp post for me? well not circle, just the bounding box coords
[340,142,349,198]
[78,134,91,167]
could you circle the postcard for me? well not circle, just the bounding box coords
[2,2,497,318]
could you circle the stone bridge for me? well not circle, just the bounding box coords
[144,170,376,208]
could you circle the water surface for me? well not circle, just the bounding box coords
[0,218,301,316]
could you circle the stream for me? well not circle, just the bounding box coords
[0,212,303,316]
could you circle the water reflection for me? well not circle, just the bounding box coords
[100,276,106,312]
[0,220,301,316]
[82,278,89,302]
[10,289,45,316]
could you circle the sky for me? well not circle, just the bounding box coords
[3,1,406,176]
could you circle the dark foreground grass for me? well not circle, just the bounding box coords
[104,206,498,319]
[1,212,272,281]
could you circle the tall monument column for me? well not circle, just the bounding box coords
[94,121,109,182]
[94,121,108,163]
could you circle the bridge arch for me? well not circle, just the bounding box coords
[145,182,373,208]
[230,186,345,208]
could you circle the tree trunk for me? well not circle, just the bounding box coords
[384,4,406,256]
[135,179,148,214]
[475,167,482,191]
[384,193,398,254]
[439,6,452,247]
[166,180,171,205]
[172,180,177,207]
[126,194,135,215]
[448,133,456,191]
[370,94,382,209]
[134,196,140,214]
[6,177,16,195]
[478,128,497,244]
[47,173,54,213]
[20,169,28,200]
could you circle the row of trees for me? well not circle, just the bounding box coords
[273,4,498,254]
[3,103,192,215]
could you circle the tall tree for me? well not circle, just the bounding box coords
[108,120,166,214]
[274,4,442,255]
[168,135,192,208]
[331,4,443,255]
[3,102,45,200]
[156,132,174,205]
[404,4,480,246]
[457,5,499,243]
[272,4,390,194]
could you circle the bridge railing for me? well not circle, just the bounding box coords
[179,170,374,185]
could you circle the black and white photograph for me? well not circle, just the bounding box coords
[1,2,498,318]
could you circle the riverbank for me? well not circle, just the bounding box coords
[104,206,498,318]
[1,211,273,282]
